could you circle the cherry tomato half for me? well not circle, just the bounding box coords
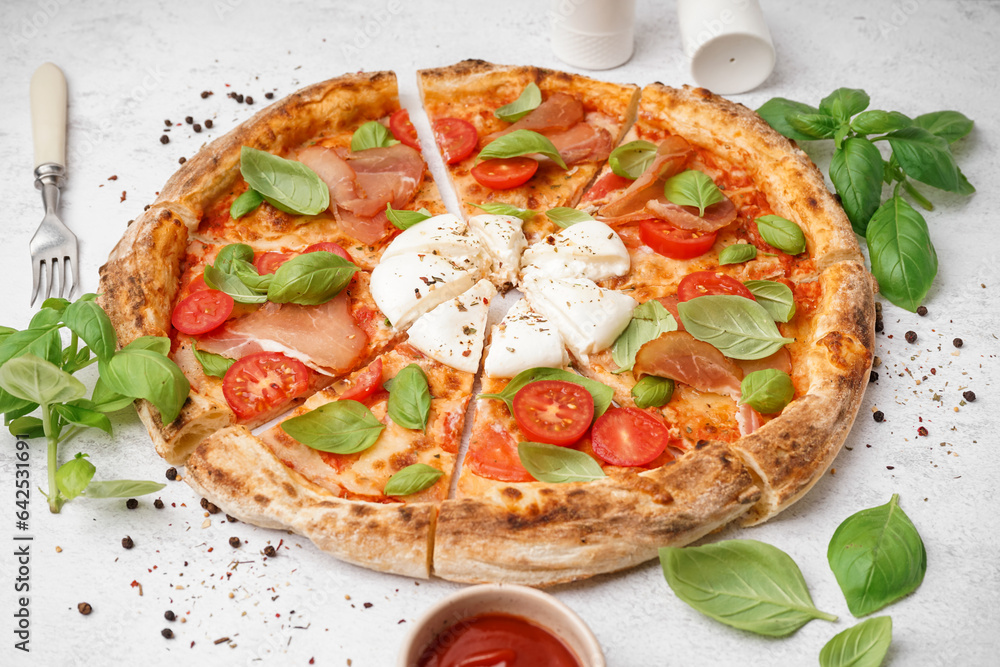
[389,109,420,150]
[581,172,633,204]
[512,380,594,446]
[255,251,291,275]
[433,117,478,164]
[591,407,673,467]
[465,425,534,483]
[338,358,383,404]
[677,271,756,302]
[303,242,353,262]
[471,157,539,190]
[171,289,234,335]
[639,220,718,260]
[186,274,209,294]
[222,352,310,421]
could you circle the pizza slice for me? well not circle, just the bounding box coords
[417,60,640,242]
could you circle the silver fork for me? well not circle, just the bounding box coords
[29,63,78,305]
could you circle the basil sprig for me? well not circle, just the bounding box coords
[468,202,536,221]
[719,243,757,265]
[608,140,657,180]
[546,207,594,228]
[517,441,607,483]
[740,369,794,414]
[192,345,235,378]
[755,215,806,255]
[350,120,399,151]
[744,280,796,323]
[386,203,432,230]
[387,364,431,431]
[758,88,974,312]
[280,400,385,454]
[478,367,613,418]
[663,169,726,216]
[230,188,264,220]
[267,252,358,305]
[384,463,443,496]
[819,617,893,667]
[631,376,674,409]
[660,539,837,637]
[828,494,926,617]
[240,146,329,216]
[494,83,542,123]
[677,295,794,360]
[477,130,568,170]
[204,263,268,304]
[611,300,677,374]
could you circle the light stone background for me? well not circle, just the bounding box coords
[1,0,997,665]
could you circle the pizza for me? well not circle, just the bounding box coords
[98,61,874,586]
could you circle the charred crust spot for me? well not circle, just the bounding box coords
[352,503,374,517]
[695,439,710,450]
[567,488,587,498]
[501,487,523,501]
[253,494,270,507]
[538,488,555,496]
[281,482,297,498]
[397,506,414,522]
[807,196,819,209]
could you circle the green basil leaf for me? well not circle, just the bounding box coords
[192,345,235,378]
[98,348,189,423]
[632,376,674,409]
[0,325,62,370]
[83,479,166,498]
[913,110,973,143]
[8,416,43,439]
[851,110,912,135]
[739,369,794,414]
[240,146,330,216]
[0,353,85,405]
[386,203,432,230]
[660,539,838,637]
[387,363,431,431]
[230,188,264,220]
[204,264,268,304]
[350,120,399,151]
[280,400,385,454]
[755,215,806,255]
[756,98,823,142]
[53,402,113,435]
[788,113,840,140]
[267,251,358,305]
[743,280,796,323]
[468,202,537,221]
[884,126,961,192]
[830,137,886,236]
[478,367,613,418]
[819,88,871,122]
[829,494,926,617]
[478,130,567,170]
[955,166,976,195]
[611,300,677,374]
[230,259,273,293]
[833,122,851,150]
[608,140,658,180]
[62,298,117,363]
[123,335,171,355]
[383,463,444,496]
[718,243,757,265]
[866,196,937,312]
[546,207,594,228]
[517,441,606,483]
[90,377,135,413]
[677,295,794,360]
[25,316,63,367]
[495,82,542,123]
[214,243,256,274]
[55,453,96,501]
[819,616,893,667]
[663,170,725,217]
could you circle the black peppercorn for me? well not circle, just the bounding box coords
[905,331,917,343]
[126,498,138,510]
[869,371,878,383]
[185,116,193,124]
[193,123,202,133]
[265,92,274,99]
[200,497,209,510]
[873,411,885,423]
[236,93,244,103]
[875,320,884,333]
[166,467,178,480]
[162,628,174,639]
[246,96,254,105]
[963,390,976,402]
[78,602,92,615]
[229,536,242,548]
[226,515,237,523]
[154,498,164,509]
[122,536,134,549]
[159,135,170,144]
[263,545,277,557]
[953,338,964,348]
[201,90,211,98]
[164,610,176,621]
[178,157,187,164]
[916,306,928,316]
[205,119,213,128]
[163,119,171,127]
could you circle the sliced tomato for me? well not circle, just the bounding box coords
[433,117,478,164]
[338,358,383,404]
[465,426,534,483]
[639,220,718,260]
[591,407,673,467]
[171,289,234,335]
[582,172,633,204]
[678,270,755,301]
[303,242,353,262]
[222,352,310,421]
[512,380,594,446]
[471,157,539,190]
[389,109,420,150]
[255,251,291,275]
[186,274,209,294]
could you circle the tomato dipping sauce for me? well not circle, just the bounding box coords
[415,613,582,667]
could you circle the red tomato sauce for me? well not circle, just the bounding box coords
[415,613,581,667]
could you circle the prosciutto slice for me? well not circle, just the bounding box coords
[297,145,359,204]
[482,92,584,144]
[633,330,743,397]
[547,122,614,165]
[644,196,738,232]
[598,136,694,221]
[197,291,367,375]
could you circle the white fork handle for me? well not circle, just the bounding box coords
[30,62,67,169]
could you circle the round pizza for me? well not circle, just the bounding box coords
[98,60,874,586]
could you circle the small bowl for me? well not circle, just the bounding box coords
[398,583,605,666]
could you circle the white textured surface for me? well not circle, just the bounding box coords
[0,1,997,665]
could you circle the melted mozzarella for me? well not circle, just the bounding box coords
[379,213,486,265]
[520,219,629,282]
[407,279,495,374]
[483,298,569,378]
[468,214,527,287]
[370,253,482,329]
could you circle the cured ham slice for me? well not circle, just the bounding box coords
[633,330,743,397]
[546,122,614,165]
[197,291,367,375]
[482,92,584,144]
[297,146,359,204]
[598,136,694,221]
[645,196,737,233]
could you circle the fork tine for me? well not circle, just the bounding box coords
[56,256,68,299]
[44,259,54,300]
[67,255,78,300]
[30,258,42,306]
